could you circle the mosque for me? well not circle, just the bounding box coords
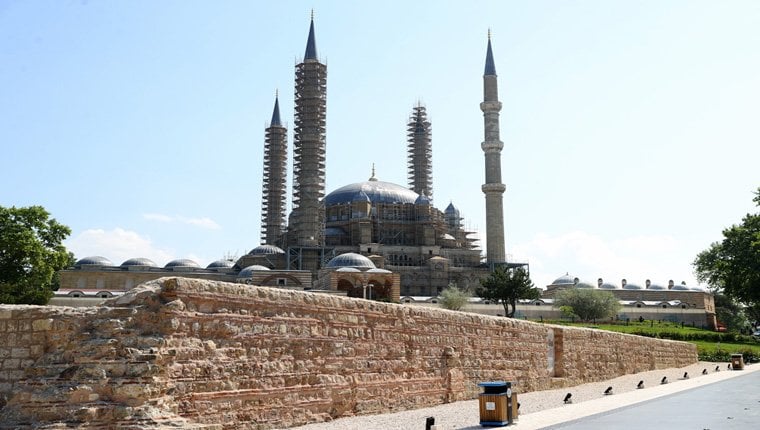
[58,16,520,301]
[55,16,717,330]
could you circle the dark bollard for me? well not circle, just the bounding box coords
[425,416,435,430]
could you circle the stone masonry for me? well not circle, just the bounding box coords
[0,277,697,429]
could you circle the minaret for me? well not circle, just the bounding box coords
[407,103,433,201]
[480,31,506,264]
[261,92,287,245]
[290,13,327,247]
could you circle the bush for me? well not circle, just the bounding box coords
[698,347,759,364]
[438,284,470,311]
[553,289,621,321]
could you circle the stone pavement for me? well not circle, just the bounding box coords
[525,363,760,429]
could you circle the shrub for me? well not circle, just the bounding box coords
[438,283,470,311]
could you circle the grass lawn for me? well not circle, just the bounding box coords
[691,340,760,356]
[542,319,760,362]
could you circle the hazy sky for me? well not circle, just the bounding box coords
[1,1,758,289]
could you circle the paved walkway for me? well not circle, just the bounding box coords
[285,362,759,430]
[541,365,760,429]
[523,363,760,429]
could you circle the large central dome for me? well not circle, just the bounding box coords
[324,179,420,206]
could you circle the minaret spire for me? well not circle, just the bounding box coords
[261,93,288,245]
[484,29,496,76]
[270,90,282,127]
[290,13,327,249]
[407,103,433,201]
[480,32,506,265]
[304,11,318,61]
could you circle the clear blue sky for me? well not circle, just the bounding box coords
[1,1,758,289]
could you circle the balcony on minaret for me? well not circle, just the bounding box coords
[481,141,504,153]
[481,183,506,193]
[480,101,502,112]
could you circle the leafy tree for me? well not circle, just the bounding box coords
[477,266,540,317]
[713,293,749,333]
[0,205,75,304]
[694,187,760,307]
[438,282,470,311]
[553,288,621,322]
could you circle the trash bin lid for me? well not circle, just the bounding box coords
[478,381,510,387]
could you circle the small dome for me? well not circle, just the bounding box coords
[120,258,157,267]
[206,259,234,269]
[599,282,620,290]
[164,259,200,269]
[623,282,644,290]
[690,285,705,292]
[671,284,690,291]
[575,280,597,289]
[75,256,113,267]
[647,282,668,290]
[238,265,271,277]
[415,194,431,205]
[336,267,362,273]
[326,252,376,269]
[367,268,392,274]
[248,245,285,255]
[442,233,455,240]
[445,202,460,217]
[551,274,576,285]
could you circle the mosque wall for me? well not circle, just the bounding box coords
[0,277,696,429]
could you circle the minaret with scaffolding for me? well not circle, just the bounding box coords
[481,31,507,265]
[407,103,433,201]
[260,92,288,245]
[290,12,327,248]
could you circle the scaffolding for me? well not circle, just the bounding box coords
[260,97,288,245]
[407,103,432,201]
[290,55,327,247]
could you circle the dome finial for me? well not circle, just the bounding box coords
[488,28,491,40]
[369,163,377,181]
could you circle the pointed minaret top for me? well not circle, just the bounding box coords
[270,92,282,127]
[484,30,496,76]
[304,12,318,61]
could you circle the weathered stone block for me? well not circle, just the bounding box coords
[10,348,29,359]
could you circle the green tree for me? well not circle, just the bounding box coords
[713,293,749,333]
[0,205,75,304]
[553,288,621,322]
[694,187,760,307]
[438,282,470,311]
[477,266,540,317]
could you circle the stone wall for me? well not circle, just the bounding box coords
[0,277,697,429]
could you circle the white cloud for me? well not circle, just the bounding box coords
[512,231,700,289]
[65,228,175,265]
[142,213,220,230]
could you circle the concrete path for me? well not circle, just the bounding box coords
[285,362,759,430]
[524,363,760,429]
[540,364,760,429]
